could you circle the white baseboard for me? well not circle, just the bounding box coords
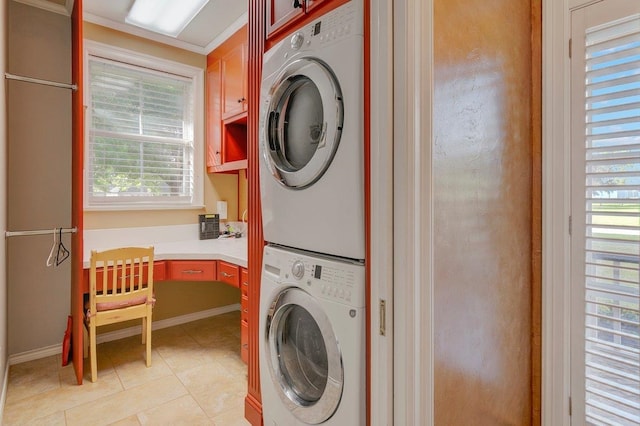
[8,304,240,366]
[0,362,8,422]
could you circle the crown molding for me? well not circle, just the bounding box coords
[204,11,248,54]
[83,12,209,55]
[12,0,69,16]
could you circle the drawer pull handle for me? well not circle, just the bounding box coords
[221,272,235,278]
[243,308,248,313]
[242,281,248,286]
[183,269,203,274]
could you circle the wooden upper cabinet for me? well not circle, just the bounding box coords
[267,0,305,37]
[222,42,247,119]
[206,59,222,169]
[304,0,330,14]
[206,25,248,173]
[266,0,341,42]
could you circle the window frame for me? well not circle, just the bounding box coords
[543,0,640,424]
[83,40,204,211]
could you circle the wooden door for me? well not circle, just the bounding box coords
[222,43,247,119]
[206,60,222,169]
[71,0,85,385]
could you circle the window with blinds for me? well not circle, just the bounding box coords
[582,12,639,425]
[85,48,202,209]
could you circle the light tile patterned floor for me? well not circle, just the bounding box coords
[2,311,250,426]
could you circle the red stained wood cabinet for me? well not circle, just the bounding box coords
[218,260,241,288]
[266,0,331,38]
[166,260,217,281]
[240,268,249,364]
[206,60,223,168]
[206,25,248,173]
[222,43,247,119]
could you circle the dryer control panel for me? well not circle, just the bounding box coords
[289,0,362,53]
[263,245,365,308]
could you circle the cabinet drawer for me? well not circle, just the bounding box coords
[241,321,248,364]
[218,261,240,287]
[241,295,249,324]
[241,268,249,297]
[167,260,216,281]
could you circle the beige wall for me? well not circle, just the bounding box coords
[83,22,246,229]
[432,0,533,423]
[238,170,248,220]
[1,0,9,391]
[7,1,72,355]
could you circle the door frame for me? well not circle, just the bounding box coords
[369,0,436,424]
[541,0,604,424]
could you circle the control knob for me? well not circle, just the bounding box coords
[291,32,304,50]
[292,261,305,279]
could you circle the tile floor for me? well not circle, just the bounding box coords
[2,311,250,426]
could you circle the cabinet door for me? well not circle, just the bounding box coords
[240,267,249,364]
[222,43,247,119]
[267,0,305,37]
[206,60,222,169]
[305,0,329,13]
[217,260,240,288]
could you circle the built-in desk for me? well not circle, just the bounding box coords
[77,225,250,382]
[81,237,248,290]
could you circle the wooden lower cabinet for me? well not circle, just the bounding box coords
[218,260,241,287]
[241,267,249,364]
[166,260,217,281]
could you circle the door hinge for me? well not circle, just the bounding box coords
[379,299,386,336]
[569,38,572,58]
[569,215,572,235]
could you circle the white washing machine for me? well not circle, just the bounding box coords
[259,1,365,260]
[259,244,365,425]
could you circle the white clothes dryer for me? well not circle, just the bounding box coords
[259,1,365,260]
[259,244,365,425]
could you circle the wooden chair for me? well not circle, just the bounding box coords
[83,246,155,382]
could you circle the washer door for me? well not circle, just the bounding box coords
[265,287,343,424]
[263,58,344,189]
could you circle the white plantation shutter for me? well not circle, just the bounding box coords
[572,4,640,425]
[86,53,198,208]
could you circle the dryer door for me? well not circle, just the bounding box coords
[263,58,343,189]
[265,287,343,424]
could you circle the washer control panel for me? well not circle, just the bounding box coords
[291,0,362,51]
[264,245,365,308]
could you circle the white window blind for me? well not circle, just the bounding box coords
[582,12,640,425]
[86,54,197,208]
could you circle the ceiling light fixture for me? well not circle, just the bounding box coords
[125,0,210,38]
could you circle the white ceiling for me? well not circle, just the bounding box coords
[22,0,248,55]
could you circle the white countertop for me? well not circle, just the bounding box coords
[83,225,248,268]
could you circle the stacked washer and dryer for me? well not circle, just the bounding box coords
[258,1,366,425]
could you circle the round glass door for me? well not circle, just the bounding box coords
[263,58,343,189]
[265,287,343,424]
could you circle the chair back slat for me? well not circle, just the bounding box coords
[89,247,155,314]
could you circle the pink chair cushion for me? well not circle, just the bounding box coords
[84,294,155,319]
